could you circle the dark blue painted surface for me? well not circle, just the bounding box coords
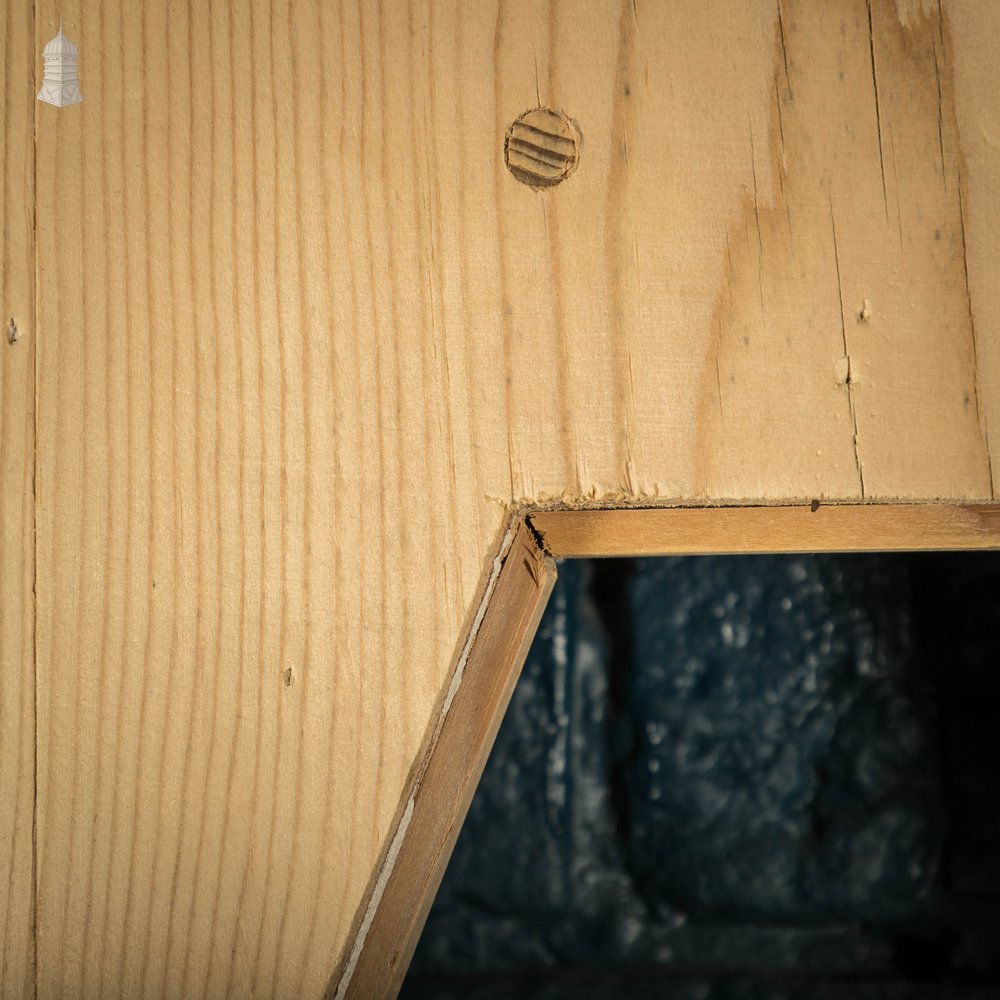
[401,553,1000,999]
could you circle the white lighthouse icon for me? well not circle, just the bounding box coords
[37,22,83,108]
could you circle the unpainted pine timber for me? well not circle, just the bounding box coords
[0,0,35,997]
[329,518,555,1000]
[530,503,1000,558]
[32,4,507,997]
[27,2,1000,1000]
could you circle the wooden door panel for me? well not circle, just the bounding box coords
[19,2,1000,998]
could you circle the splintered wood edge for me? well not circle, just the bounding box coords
[328,517,557,1000]
[330,500,1000,1000]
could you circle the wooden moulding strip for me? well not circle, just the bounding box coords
[331,500,1000,1000]
[330,517,557,1000]
[529,503,1000,559]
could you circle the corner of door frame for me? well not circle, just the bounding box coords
[328,499,1000,1000]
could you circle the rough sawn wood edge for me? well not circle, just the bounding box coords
[328,501,1000,1000]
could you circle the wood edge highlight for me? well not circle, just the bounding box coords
[328,516,556,1000]
[529,502,1000,558]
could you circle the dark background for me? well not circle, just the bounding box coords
[400,552,1000,999]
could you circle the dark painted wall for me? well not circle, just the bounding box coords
[401,553,1000,999]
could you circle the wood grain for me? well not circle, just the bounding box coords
[14,1,1000,998]
[0,0,35,996]
[32,4,509,997]
[531,503,1000,558]
[330,518,556,1000]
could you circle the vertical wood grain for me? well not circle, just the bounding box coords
[32,2,507,998]
[0,1,35,996]
[948,0,1000,495]
[25,2,1000,999]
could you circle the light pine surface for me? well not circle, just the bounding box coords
[2,1,996,998]
[0,0,36,996]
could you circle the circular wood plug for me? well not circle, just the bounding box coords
[504,107,581,189]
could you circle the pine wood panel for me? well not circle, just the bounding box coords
[23,2,1000,999]
[0,0,35,995]
[32,3,507,997]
